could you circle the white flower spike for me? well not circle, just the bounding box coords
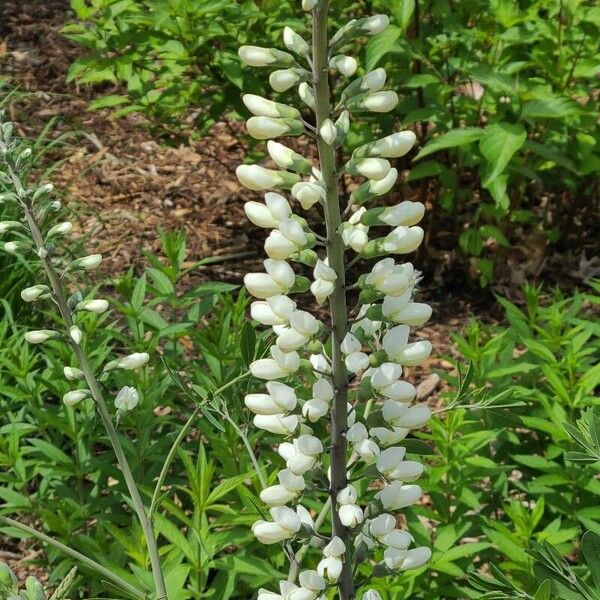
[236,3,432,595]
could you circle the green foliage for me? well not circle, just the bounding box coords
[64,1,599,283]
[63,0,308,135]
[361,282,599,599]
[469,532,600,599]
[0,563,77,600]
[367,0,599,284]
[0,226,277,597]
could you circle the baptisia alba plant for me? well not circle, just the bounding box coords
[0,117,165,600]
[236,3,432,599]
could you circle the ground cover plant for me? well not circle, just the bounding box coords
[0,0,599,599]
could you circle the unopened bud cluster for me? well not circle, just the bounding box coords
[236,3,432,599]
[0,115,145,415]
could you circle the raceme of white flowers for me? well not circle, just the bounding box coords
[0,119,146,417]
[237,3,432,599]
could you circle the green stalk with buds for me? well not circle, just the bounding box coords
[0,118,167,599]
[237,2,434,599]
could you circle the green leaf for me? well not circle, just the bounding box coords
[87,95,130,110]
[240,321,256,367]
[365,25,402,70]
[479,225,510,247]
[206,472,253,506]
[406,160,446,181]
[415,127,484,161]
[402,439,435,455]
[581,532,600,588]
[403,74,439,88]
[439,542,492,562]
[392,0,416,31]
[522,97,578,119]
[147,268,175,296]
[131,274,147,312]
[534,580,552,600]
[480,122,526,187]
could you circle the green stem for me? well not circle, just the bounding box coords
[0,515,145,600]
[149,406,200,519]
[312,4,355,598]
[20,203,167,600]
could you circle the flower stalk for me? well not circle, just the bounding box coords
[312,2,354,597]
[0,123,167,600]
[237,1,433,598]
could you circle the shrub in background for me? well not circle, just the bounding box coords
[365,0,600,284]
[64,0,599,285]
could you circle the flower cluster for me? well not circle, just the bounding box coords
[0,119,147,416]
[236,2,432,598]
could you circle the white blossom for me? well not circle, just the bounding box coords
[76,299,109,314]
[63,389,90,407]
[114,386,139,411]
[25,329,58,344]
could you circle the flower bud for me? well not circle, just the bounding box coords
[20,284,50,302]
[346,157,391,181]
[66,256,100,275]
[291,181,326,209]
[4,241,25,254]
[383,299,432,326]
[329,55,357,77]
[355,131,417,159]
[317,556,343,582]
[267,141,313,174]
[236,164,301,191]
[283,27,310,56]
[25,329,58,344]
[350,168,398,205]
[330,15,390,50]
[245,193,292,228]
[362,14,390,34]
[269,68,308,92]
[377,481,422,510]
[115,386,139,411]
[69,325,82,344]
[254,413,299,435]
[399,547,432,571]
[0,221,22,234]
[320,119,337,145]
[245,259,296,299]
[242,94,301,119]
[339,503,364,527]
[246,116,304,140]
[115,352,150,370]
[337,484,358,505]
[252,520,291,545]
[63,388,90,407]
[347,91,399,113]
[47,221,72,237]
[239,46,295,68]
[250,346,300,379]
[298,83,315,109]
[324,536,346,558]
[251,294,296,325]
[76,298,109,314]
[298,570,326,593]
[32,183,54,201]
[362,590,382,600]
[63,366,84,380]
[245,381,297,415]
